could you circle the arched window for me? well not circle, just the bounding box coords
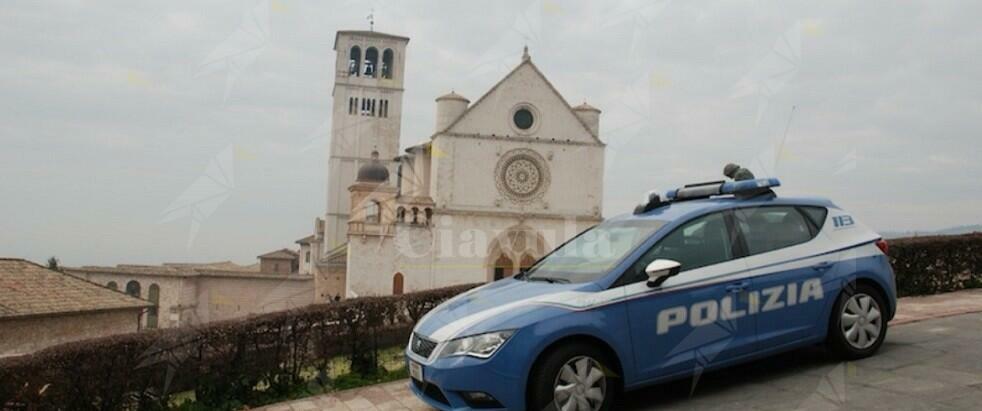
[365,200,381,223]
[392,272,404,295]
[106,281,118,290]
[382,49,394,79]
[364,47,379,77]
[147,284,160,329]
[424,208,433,225]
[348,46,361,76]
[125,280,141,298]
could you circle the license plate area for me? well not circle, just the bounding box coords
[409,360,424,382]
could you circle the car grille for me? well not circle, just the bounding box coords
[411,333,438,359]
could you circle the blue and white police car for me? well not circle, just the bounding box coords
[406,178,896,411]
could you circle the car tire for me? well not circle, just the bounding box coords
[528,342,618,411]
[826,283,888,360]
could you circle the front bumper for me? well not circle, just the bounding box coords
[405,348,524,410]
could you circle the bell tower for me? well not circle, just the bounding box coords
[325,30,409,249]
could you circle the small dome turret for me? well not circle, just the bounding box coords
[356,151,389,183]
[573,101,602,136]
[435,90,469,132]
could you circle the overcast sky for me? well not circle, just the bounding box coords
[2,0,980,266]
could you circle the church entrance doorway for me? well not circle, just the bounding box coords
[486,225,548,282]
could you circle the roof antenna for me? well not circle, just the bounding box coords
[367,9,375,31]
[775,105,797,171]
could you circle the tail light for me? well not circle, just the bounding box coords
[875,239,889,255]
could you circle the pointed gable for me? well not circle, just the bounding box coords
[441,60,603,145]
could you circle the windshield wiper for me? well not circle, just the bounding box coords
[527,276,570,284]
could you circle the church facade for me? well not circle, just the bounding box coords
[304,30,606,300]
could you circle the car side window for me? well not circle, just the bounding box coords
[799,206,829,233]
[617,212,735,286]
[734,206,815,255]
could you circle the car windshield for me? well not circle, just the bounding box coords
[524,219,667,284]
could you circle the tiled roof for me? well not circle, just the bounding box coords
[162,261,253,271]
[258,249,299,260]
[295,235,317,245]
[0,258,151,319]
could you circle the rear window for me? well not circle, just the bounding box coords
[734,206,816,255]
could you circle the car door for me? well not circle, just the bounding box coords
[620,211,757,383]
[733,205,830,350]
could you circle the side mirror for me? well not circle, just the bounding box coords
[645,259,681,288]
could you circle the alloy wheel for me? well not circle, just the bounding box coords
[553,355,606,411]
[841,293,883,349]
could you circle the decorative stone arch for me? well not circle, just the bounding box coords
[485,225,549,282]
[519,254,537,272]
[106,281,118,290]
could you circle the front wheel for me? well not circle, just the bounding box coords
[826,283,888,360]
[528,342,617,411]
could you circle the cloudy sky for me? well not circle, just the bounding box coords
[1,0,979,266]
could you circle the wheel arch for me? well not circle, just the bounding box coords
[842,275,894,321]
[524,333,626,406]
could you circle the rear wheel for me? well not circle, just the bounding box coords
[528,342,617,411]
[826,283,888,360]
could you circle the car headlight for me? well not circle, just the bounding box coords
[437,330,515,359]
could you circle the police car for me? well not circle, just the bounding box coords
[406,178,896,411]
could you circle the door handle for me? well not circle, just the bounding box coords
[812,262,834,272]
[725,282,749,293]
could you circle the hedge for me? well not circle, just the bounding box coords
[0,283,479,410]
[1,233,980,410]
[889,232,982,297]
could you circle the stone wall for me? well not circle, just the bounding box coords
[193,276,314,323]
[69,270,314,328]
[72,271,193,329]
[0,309,142,357]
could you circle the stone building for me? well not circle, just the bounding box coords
[307,31,605,299]
[0,258,150,357]
[66,254,313,329]
[258,249,299,274]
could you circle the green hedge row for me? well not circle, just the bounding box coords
[0,284,479,410]
[889,233,982,297]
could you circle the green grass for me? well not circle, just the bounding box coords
[165,346,410,410]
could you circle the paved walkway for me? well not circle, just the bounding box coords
[257,289,982,411]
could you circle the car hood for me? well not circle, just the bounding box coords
[414,278,596,342]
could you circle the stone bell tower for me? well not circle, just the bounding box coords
[324,30,409,250]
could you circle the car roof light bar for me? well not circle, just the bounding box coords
[635,178,781,215]
[665,178,781,202]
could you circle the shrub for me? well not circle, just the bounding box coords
[889,233,981,297]
[0,283,478,410]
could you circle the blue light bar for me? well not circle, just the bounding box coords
[721,177,781,195]
[665,178,780,201]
